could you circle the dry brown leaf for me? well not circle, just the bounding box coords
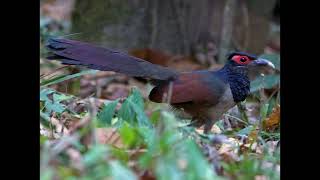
[195,128,204,134]
[248,129,258,142]
[66,148,84,171]
[218,138,240,162]
[68,114,92,134]
[60,112,81,129]
[263,104,280,130]
[95,128,124,148]
[126,149,147,160]
[211,124,222,134]
[50,114,70,137]
[219,151,239,163]
[255,175,267,180]
[79,97,106,109]
[241,142,263,154]
[195,124,221,134]
[103,83,129,100]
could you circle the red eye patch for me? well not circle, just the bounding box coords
[231,55,251,65]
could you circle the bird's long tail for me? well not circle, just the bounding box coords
[46,38,178,81]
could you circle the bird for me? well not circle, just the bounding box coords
[46,38,275,133]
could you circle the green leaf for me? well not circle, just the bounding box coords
[40,74,67,86]
[45,100,66,114]
[259,54,280,70]
[127,99,151,127]
[155,158,182,180]
[110,148,129,162]
[252,75,278,90]
[137,110,222,180]
[260,131,280,141]
[237,126,254,136]
[250,74,279,92]
[40,135,48,145]
[267,97,277,115]
[40,168,54,180]
[138,127,155,147]
[150,110,161,125]
[109,161,137,180]
[41,69,97,87]
[118,100,135,125]
[126,87,144,108]
[83,145,109,167]
[118,123,140,148]
[118,88,151,127]
[40,88,55,101]
[183,140,218,179]
[53,92,73,103]
[40,88,74,115]
[260,103,269,120]
[97,99,119,126]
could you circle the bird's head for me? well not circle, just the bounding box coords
[220,52,275,102]
[227,51,275,69]
[226,52,275,79]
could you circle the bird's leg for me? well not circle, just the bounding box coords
[237,102,248,123]
[203,119,216,134]
[188,117,204,128]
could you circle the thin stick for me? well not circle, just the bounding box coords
[166,81,173,104]
[224,114,248,125]
[57,32,84,38]
[40,65,68,79]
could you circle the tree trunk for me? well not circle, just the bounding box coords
[71,0,277,63]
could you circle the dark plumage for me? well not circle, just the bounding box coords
[46,38,275,133]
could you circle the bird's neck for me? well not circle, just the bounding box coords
[217,64,250,103]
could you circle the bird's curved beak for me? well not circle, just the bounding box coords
[249,58,275,69]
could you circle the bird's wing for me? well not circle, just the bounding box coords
[149,72,226,105]
[46,38,178,81]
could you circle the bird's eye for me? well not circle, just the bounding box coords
[240,57,247,62]
[231,55,251,64]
